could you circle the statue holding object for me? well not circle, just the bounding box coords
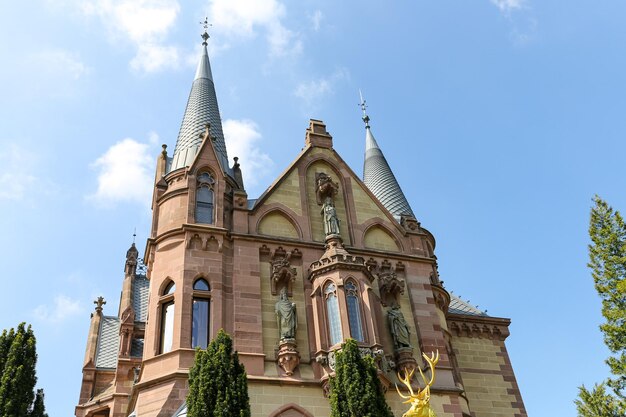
[321,197,340,236]
[275,287,297,340]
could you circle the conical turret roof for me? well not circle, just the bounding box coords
[170,33,230,172]
[362,113,414,219]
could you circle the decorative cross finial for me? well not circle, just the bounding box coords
[132,228,136,244]
[359,89,370,128]
[200,17,212,45]
[94,296,106,313]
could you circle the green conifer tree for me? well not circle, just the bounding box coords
[329,339,393,417]
[0,323,37,417]
[575,196,626,415]
[30,389,48,417]
[0,328,15,377]
[187,329,250,417]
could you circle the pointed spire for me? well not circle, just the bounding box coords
[360,94,415,219]
[170,21,230,172]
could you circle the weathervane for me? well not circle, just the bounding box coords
[200,17,212,45]
[359,89,370,127]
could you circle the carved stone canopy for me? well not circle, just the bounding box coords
[378,271,405,300]
[271,258,297,296]
[266,246,301,296]
[370,259,406,306]
[315,172,338,205]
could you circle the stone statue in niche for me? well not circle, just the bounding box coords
[275,287,297,340]
[388,304,411,349]
[321,197,340,236]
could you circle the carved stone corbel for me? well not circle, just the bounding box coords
[375,260,406,306]
[277,339,300,377]
[400,214,421,232]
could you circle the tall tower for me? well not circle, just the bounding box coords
[130,25,243,416]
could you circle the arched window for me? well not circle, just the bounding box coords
[192,278,211,349]
[196,172,215,224]
[345,280,364,342]
[159,281,176,354]
[325,282,342,346]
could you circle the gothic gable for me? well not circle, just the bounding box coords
[249,120,406,250]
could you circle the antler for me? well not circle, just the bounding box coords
[395,367,416,400]
[418,351,440,388]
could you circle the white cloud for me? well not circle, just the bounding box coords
[294,68,350,103]
[223,119,273,190]
[490,0,525,13]
[37,49,90,79]
[88,137,155,206]
[208,0,301,57]
[0,144,39,201]
[78,0,181,73]
[131,43,180,73]
[148,131,160,145]
[311,10,323,32]
[33,295,83,323]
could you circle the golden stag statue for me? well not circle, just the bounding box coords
[395,351,439,417]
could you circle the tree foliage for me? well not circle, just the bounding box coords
[576,383,624,417]
[30,389,48,417]
[0,323,47,417]
[187,329,250,417]
[576,196,626,415]
[329,339,393,417]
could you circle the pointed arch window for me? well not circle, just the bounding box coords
[159,281,176,354]
[345,280,364,342]
[325,282,342,346]
[192,278,211,349]
[196,172,215,224]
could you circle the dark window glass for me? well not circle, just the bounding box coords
[160,301,174,354]
[163,281,176,295]
[193,279,210,291]
[325,283,342,345]
[345,281,364,342]
[192,298,210,348]
[196,187,214,224]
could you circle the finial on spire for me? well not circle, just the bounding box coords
[359,89,370,128]
[94,296,106,313]
[200,17,212,45]
[132,228,136,244]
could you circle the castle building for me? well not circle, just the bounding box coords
[75,29,527,417]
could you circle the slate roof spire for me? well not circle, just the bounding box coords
[170,22,230,172]
[360,94,415,219]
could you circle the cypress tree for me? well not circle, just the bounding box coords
[329,339,393,417]
[0,328,15,376]
[187,329,250,417]
[575,196,626,415]
[30,389,48,417]
[0,323,37,417]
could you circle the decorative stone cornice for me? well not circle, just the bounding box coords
[447,314,511,341]
[309,253,371,281]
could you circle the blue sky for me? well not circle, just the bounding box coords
[1,0,625,416]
